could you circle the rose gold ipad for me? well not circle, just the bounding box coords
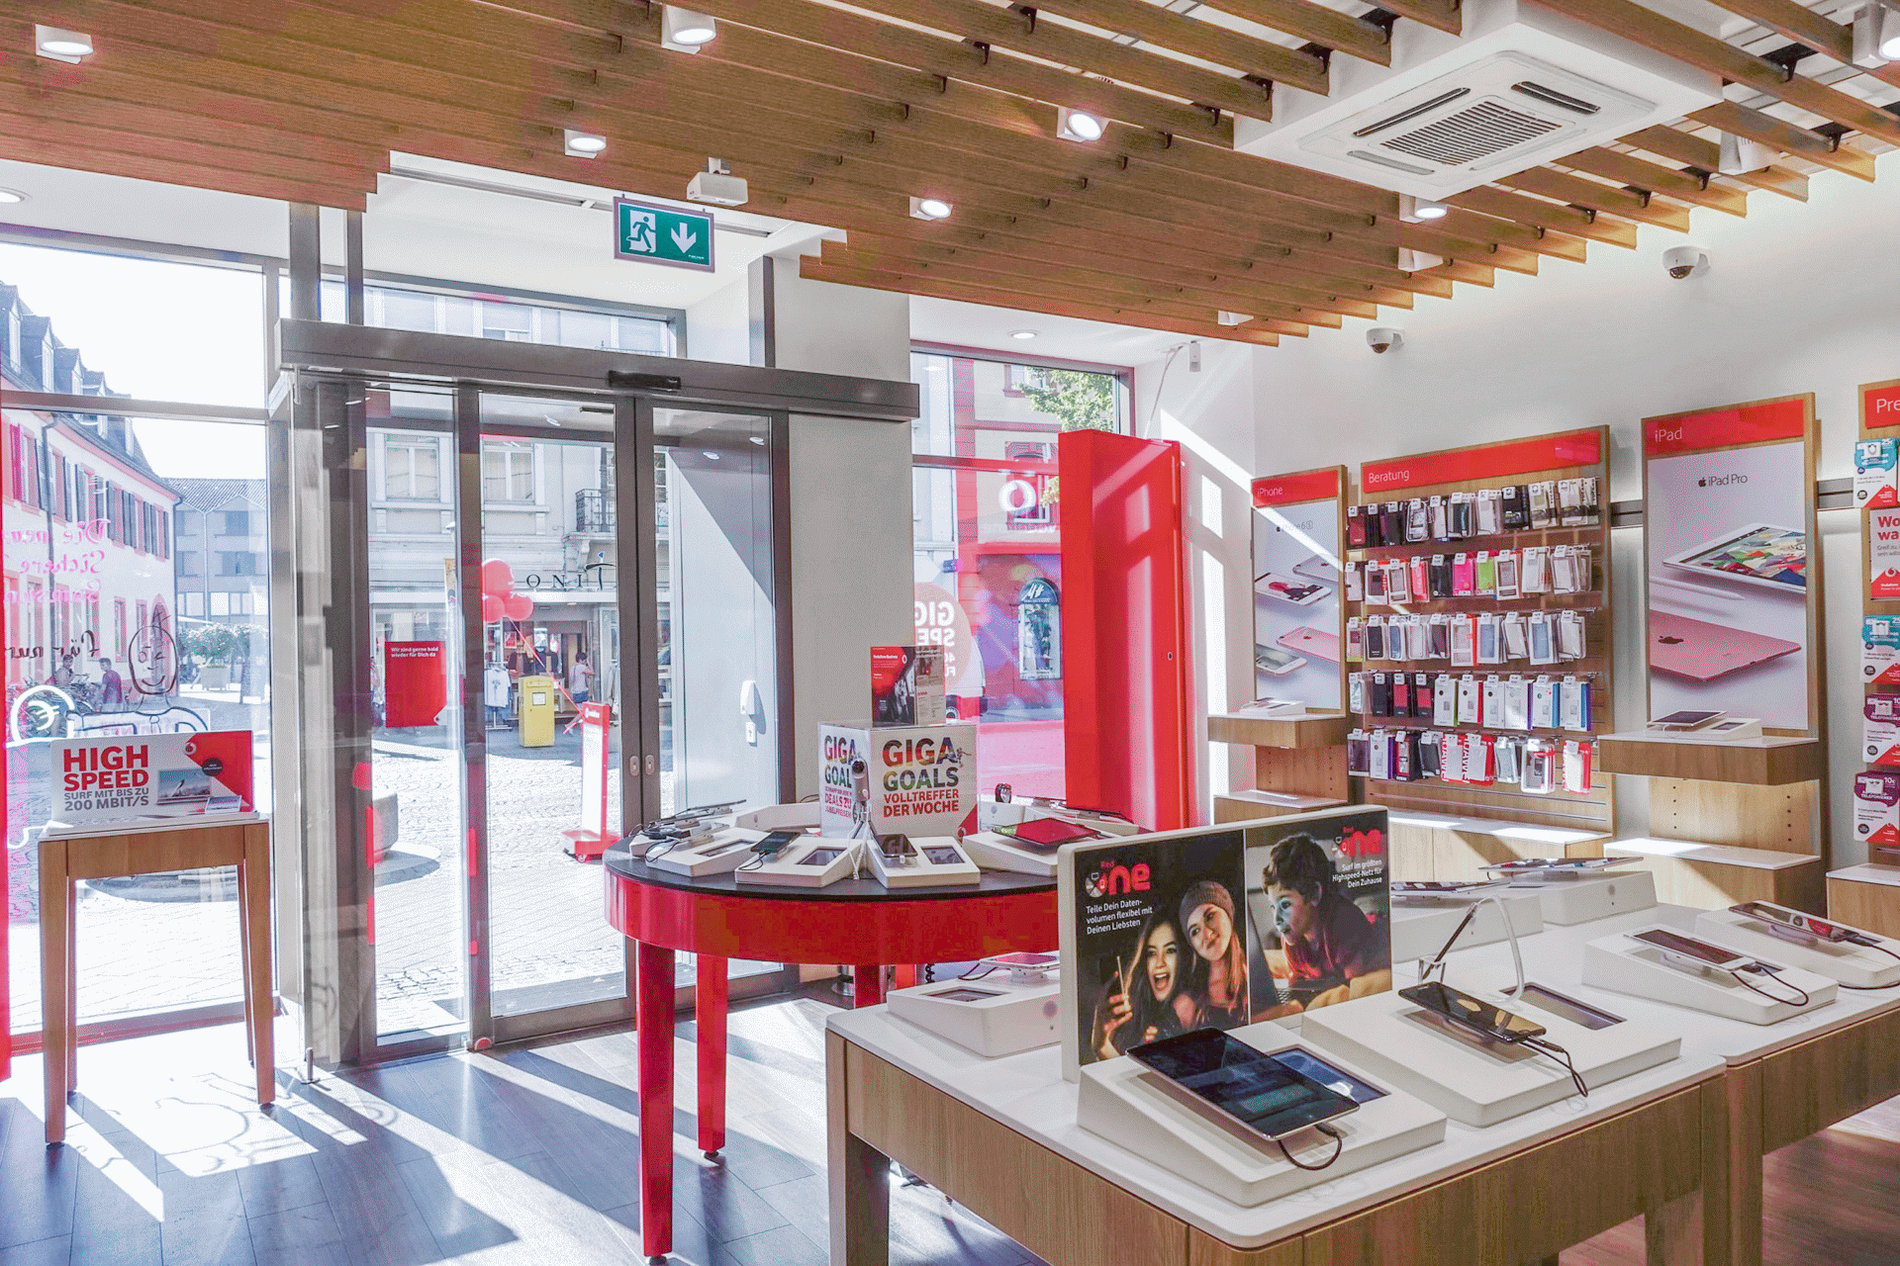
[1648,612,1799,682]
[1278,625,1340,665]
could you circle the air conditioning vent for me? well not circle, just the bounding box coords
[1234,0,1723,199]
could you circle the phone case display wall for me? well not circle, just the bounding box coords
[1343,428,1615,840]
[1056,807,1392,1079]
[1216,469,1355,826]
[1830,379,1900,936]
[1598,395,1828,911]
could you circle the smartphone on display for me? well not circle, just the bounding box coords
[1393,880,1491,894]
[1482,857,1634,874]
[1505,983,1624,1031]
[799,847,845,866]
[1651,709,1726,731]
[996,817,1104,850]
[983,951,1060,970]
[1127,1030,1359,1142]
[1255,644,1309,677]
[1730,901,1860,945]
[927,987,1003,1003]
[1631,928,1750,973]
[1399,981,1547,1043]
[1662,523,1807,593]
[753,829,804,856]
[922,846,964,865]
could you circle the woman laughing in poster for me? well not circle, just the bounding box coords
[1179,880,1250,1028]
[1089,914,1197,1059]
[1261,833,1392,1010]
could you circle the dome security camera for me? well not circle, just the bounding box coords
[1664,245,1709,281]
[1367,327,1404,354]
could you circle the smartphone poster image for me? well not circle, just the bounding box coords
[1250,472,1343,710]
[1243,808,1393,1019]
[1641,397,1815,731]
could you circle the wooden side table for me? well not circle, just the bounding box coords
[39,815,274,1144]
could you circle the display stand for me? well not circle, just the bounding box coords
[1346,428,1616,875]
[1076,1023,1446,1204]
[887,974,1061,1057]
[1390,888,1545,961]
[1389,809,1608,882]
[1603,395,1828,911]
[1693,907,1900,988]
[1221,467,1354,824]
[1581,927,1838,1024]
[1830,378,1900,929]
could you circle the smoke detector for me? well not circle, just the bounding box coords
[1236,0,1721,197]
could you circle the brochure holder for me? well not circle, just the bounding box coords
[1075,1024,1445,1206]
[733,838,859,888]
[1514,869,1658,925]
[1581,928,1838,1024]
[1391,889,1544,962]
[865,836,982,889]
[1300,986,1680,1127]
[887,976,1062,1057]
[1693,909,1900,989]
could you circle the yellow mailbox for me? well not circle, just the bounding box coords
[517,674,557,747]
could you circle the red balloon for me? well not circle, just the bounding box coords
[502,592,534,621]
[480,594,504,624]
[481,559,514,595]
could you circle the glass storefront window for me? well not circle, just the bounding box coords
[315,277,677,356]
[909,350,1129,800]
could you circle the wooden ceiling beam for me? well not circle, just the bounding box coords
[1496,168,1694,231]
[1689,101,1878,181]
[799,257,1287,345]
[1538,0,1900,147]
[833,0,1313,102]
[1695,0,1900,93]
[1619,125,1808,201]
[1362,0,1462,35]
[1024,0,1350,81]
[1191,0,1394,65]
[0,132,369,209]
[1555,147,1751,216]
[1447,186,1639,248]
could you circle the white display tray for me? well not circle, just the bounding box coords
[959,830,1058,877]
[887,977,1062,1057]
[732,838,859,887]
[644,826,766,878]
[1581,926,1838,1024]
[866,835,982,888]
[1076,1024,1445,1206]
[1693,910,1900,989]
[1504,870,1658,925]
[1300,987,1680,1127]
[1390,891,1545,963]
[732,802,822,833]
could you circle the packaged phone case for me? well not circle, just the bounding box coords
[1578,476,1601,526]
[1450,616,1476,668]
[1520,546,1549,595]
[1493,549,1520,601]
[1521,740,1556,794]
[1557,609,1587,661]
[1347,505,1369,548]
[1360,504,1382,547]
[1347,728,1371,776]
[1412,672,1434,718]
[1348,672,1367,713]
[1502,676,1531,731]
[1395,729,1419,781]
[1419,731,1443,779]
[1481,675,1504,725]
[1451,553,1476,597]
[1528,612,1557,666]
[1410,616,1434,661]
[1858,439,1900,510]
[1500,612,1527,661]
[1494,735,1522,785]
[1476,613,1503,664]
[1370,671,1392,716]
[1365,616,1386,661]
[1475,488,1502,536]
[1456,674,1482,726]
[1345,617,1364,662]
[1392,674,1412,717]
[1563,741,1594,794]
[1406,498,1429,543]
[1364,561,1388,604]
[1528,482,1554,529]
[1449,493,1475,539]
[1344,562,1364,603]
[1382,503,1406,547]
[1409,555,1431,601]
[1429,554,1452,599]
[1561,676,1592,732]
[1429,495,1451,541]
[1557,479,1583,527]
[1429,615,1452,660]
[1550,546,1581,595]
[1531,675,1558,729]
[1501,484,1530,531]
[1386,559,1412,604]
[1474,550,1496,596]
[1369,729,1392,781]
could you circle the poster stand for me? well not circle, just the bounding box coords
[1599,395,1826,912]
[1216,466,1352,826]
[1344,428,1615,878]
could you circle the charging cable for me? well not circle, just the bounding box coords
[1729,963,1810,1008]
[1520,1036,1590,1099]
[1276,1122,1344,1171]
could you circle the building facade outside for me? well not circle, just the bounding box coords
[168,477,268,696]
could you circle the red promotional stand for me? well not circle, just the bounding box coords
[603,850,1056,1264]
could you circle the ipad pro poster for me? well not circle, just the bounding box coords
[1250,468,1343,707]
[1642,398,1813,731]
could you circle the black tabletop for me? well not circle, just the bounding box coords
[604,846,1056,903]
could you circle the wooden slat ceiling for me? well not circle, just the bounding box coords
[1,0,1893,345]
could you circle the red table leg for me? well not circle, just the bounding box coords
[636,940,675,1264]
[695,954,728,1159]
[853,964,885,1009]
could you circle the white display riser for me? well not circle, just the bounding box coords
[1581,928,1839,1024]
[959,830,1058,877]
[1499,869,1658,925]
[1692,909,1900,989]
[866,836,982,888]
[887,977,1062,1057]
[1391,891,1546,963]
[1300,987,1680,1127]
[1076,1023,1446,1206]
[733,803,822,833]
[645,827,764,878]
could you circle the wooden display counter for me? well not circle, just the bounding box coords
[1212,789,1348,824]
[1826,864,1900,939]
[1596,733,1825,787]
[1616,836,1824,912]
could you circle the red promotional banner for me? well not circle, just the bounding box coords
[384,641,448,728]
[1864,380,1900,431]
[1643,396,1809,456]
[1252,467,1342,507]
[1361,429,1601,493]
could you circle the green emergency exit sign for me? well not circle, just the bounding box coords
[614,197,714,271]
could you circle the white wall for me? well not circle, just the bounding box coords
[774,257,917,795]
[1230,155,1900,862]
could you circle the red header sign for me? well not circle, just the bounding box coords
[1360,429,1601,494]
[1864,380,1900,432]
[1252,467,1342,507]
[1643,396,1809,456]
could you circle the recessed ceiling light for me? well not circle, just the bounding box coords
[34,24,93,62]
[1057,107,1106,143]
[0,188,26,205]
[910,196,953,221]
[749,435,766,445]
[1400,195,1448,222]
[662,6,718,51]
[564,129,607,158]
[702,450,721,460]
[1010,329,1038,340]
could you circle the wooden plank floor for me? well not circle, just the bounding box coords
[4,988,1900,1264]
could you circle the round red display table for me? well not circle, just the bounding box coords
[603,847,1056,1263]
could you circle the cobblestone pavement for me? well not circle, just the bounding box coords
[7,692,653,1038]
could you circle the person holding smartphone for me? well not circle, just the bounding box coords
[1089,915,1196,1059]
[1261,834,1392,1011]
[1180,880,1250,1028]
